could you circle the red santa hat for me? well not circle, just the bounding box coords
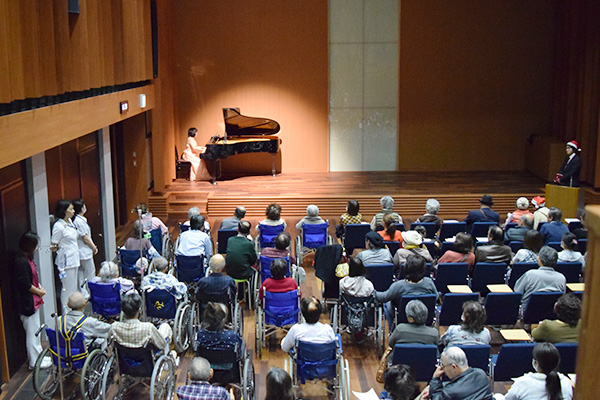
[566,140,580,151]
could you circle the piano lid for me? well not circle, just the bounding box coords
[223,108,280,136]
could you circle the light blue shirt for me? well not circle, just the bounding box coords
[176,230,212,259]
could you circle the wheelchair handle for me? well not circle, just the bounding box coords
[35,323,48,337]
[80,279,88,288]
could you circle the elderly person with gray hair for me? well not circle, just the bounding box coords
[176,357,231,400]
[141,256,188,300]
[415,198,442,232]
[388,300,438,348]
[370,196,403,231]
[91,261,135,295]
[182,206,211,234]
[514,246,566,310]
[58,292,111,348]
[420,346,492,400]
[196,254,236,296]
[295,204,326,231]
[220,206,247,230]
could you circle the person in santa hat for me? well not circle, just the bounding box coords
[554,140,582,187]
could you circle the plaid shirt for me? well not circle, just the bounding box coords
[176,381,229,400]
[340,213,362,226]
[109,318,168,350]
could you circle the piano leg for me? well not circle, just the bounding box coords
[271,153,276,177]
[208,159,220,185]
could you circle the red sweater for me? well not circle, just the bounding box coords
[259,277,299,301]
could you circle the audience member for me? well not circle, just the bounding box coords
[197,254,236,296]
[539,207,569,244]
[261,232,297,265]
[281,297,335,352]
[498,343,573,400]
[511,230,544,265]
[421,347,492,400]
[531,196,550,230]
[60,292,111,348]
[440,301,490,348]
[505,197,532,225]
[415,198,443,233]
[136,202,168,235]
[557,232,586,270]
[257,203,286,231]
[182,206,211,234]
[356,232,393,265]
[141,256,188,300]
[51,199,80,311]
[176,214,213,259]
[464,194,499,231]
[176,357,230,400]
[382,364,419,400]
[339,257,374,297]
[72,199,98,300]
[532,293,580,343]
[504,214,534,242]
[259,258,299,302]
[225,221,258,280]
[295,204,325,231]
[437,232,475,268]
[378,214,403,242]
[514,246,566,309]
[91,261,135,295]
[475,225,512,267]
[266,367,295,400]
[388,300,439,348]
[340,200,362,227]
[123,220,156,256]
[393,230,433,274]
[370,196,402,231]
[572,210,588,239]
[220,206,247,230]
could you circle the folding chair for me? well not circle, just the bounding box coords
[470,222,497,238]
[522,291,564,325]
[364,263,395,292]
[455,344,490,372]
[484,292,522,326]
[554,262,582,283]
[490,343,535,382]
[410,222,437,238]
[439,222,467,242]
[395,294,436,326]
[508,262,537,289]
[391,344,438,381]
[344,224,371,254]
[435,263,469,293]
[471,262,507,294]
[436,293,479,327]
[217,229,238,254]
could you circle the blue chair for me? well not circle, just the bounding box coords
[384,241,400,257]
[422,240,438,259]
[440,241,455,256]
[578,238,587,254]
[490,343,536,382]
[149,228,163,254]
[410,222,437,238]
[537,221,547,231]
[175,255,205,284]
[508,262,537,289]
[88,281,121,318]
[344,224,371,252]
[145,288,178,320]
[217,229,237,254]
[437,293,479,327]
[455,344,490,373]
[258,223,285,249]
[547,242,563,252]
[259,254,291,282]
[504,223,518,231]
[256,289,300,358]
[508,241,523,253]
[435,263,469,293]
[118,249,147,278]
[522,292,564,325]
[180,223,190,233]
[555,342,578,374]
[484,292,522,326]
[439,222,467,242]
[554,262,582,283]
[471,262,507,294]
[364,264,395,292]
[391,344,438,381]
[568,220,583,233]
[395,294,437,326]
[300,222,329,249]
[393,223,405,232]
[470,222,497,238]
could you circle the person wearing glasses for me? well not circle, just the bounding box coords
[420,346,492,400]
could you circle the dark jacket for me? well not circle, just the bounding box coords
[429,367,493,400]
[14,251,36,316]
[475,242,512,265]
[559,154,581,187]
[225,236,257,280]
[504,226,532,242]
[464,208,499,230]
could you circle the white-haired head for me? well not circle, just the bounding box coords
[209,254,226,273]
[99,261,119,281]
[425,199,440,215]
[307,204,319,217]
[188,207,201,220]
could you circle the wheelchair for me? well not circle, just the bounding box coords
[149,228,174,261]
[258,254,297,285]
[332,292,385,358]
[194,334,255,400]
[254,223,286,254]
[284,336,350,400]
[195,287,244,338]
[88,280,122,321]
[32,325,107,400]
[101,340,175,400]
[294,222,333,266]
[144,287,193,353]
[175,254,206,334]
[118,248,148,281]
[255,288,301,358]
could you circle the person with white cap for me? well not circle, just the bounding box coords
[554,140,582,187]
[505,197,532,225]
[393,230,433,277]
[531,195,550,230]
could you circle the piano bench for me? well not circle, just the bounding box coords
[176,160,192,180]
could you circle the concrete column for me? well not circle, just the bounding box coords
[98,127,117,261]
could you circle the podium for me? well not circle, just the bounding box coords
[545,183,579,219]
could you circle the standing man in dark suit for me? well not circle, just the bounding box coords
[555,140,582,187]
[464,195,499,231]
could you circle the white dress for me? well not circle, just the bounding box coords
[182,136,208,180]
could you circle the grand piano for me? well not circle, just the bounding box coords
[201,108,281,184]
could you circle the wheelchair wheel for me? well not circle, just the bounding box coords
[32,347,60,400]
[234,301,244,337]
[150,355,175,400]
[81,349,108,400]
[331,303,339,333]
[254,305,262,358]
[341,357,350,400]
[375,307,385,358]
[190,301,200,341]
[101,355,121,400]
[174,302,192,353]
[242,357,255,400]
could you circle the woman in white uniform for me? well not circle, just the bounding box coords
[72,199,98,299]
[51,199,80,311]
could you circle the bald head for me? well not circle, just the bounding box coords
[68,292,87,310]
[234,206,246,219]
[209,254,226,273]
[519,214,533,229]
[189,357,212,381]
[151,256,168,272]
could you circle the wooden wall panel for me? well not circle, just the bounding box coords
[52,0,70,94]
[19,1,43,98]
[86,0,103,89]
[37,1,59,96]
[5,0,25,101]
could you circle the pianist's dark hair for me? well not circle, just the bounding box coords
[188,127,197,137]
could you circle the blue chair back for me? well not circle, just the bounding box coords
[384,241,400,257]
[410,222,437,238]
[364,264,394,292]
[46,328,87,370]
[149,228,163,254]
[391,344,438,381]
[435,263,469,293]
[422,241,438,259]
[578,238,587,254]
[508,263,537,289]
[522,291,564,324]
[302,222,329,249]
[175,255,205,283]
[554,262,582,283]
[471,262,507,294]
[259,224,285,249]
[438,293,479,326]
[508,241,523,253]
[344,224,371,251]
[455,344,490,372]
[484,292,522,326]
[439,222,467,242]
[264,289,300,326]
[393,223,405,232]
[397,263,433,281]
[547,242,563,252]
[470,222,497,238]
[568,220,583,233]
[259,255,291,282]
[119,249,146,277]
[504,223,518,231]
[492,343,535,381]
[555,342,578,374]
[296,339,339,383]
[180,224,190,233]
[115,342,157,377]
[440,241,455,255]
[145,288,177,320]
[88,281,121,317]
[217,229,237,254]
[395,294,436,326]
[537,221,547,231]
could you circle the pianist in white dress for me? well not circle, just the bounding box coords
[182,127,210,180]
